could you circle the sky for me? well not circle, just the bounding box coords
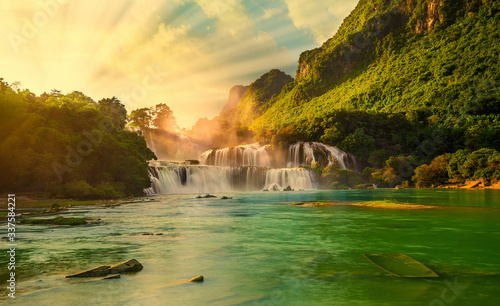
[0,0,358,128]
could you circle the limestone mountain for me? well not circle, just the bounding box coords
[201,0,499,171]
[219,69,294,126]
[220,85,248,114]
[249,0,499,134]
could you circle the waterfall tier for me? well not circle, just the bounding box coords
[287,142,358,170]
[200,141,357,170]
[144,164,316,195]
[145,141,355,195]
[199,143,272,167]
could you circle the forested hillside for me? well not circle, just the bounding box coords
[0,80,155,198]
[223,0,500,187]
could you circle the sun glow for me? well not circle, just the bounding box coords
[0,0,356,128]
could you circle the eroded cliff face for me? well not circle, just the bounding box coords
[414,0,443,33]
[221,85,248,114]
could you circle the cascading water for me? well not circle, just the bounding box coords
[144,161,289,194]
[264,168,316,191]
[145,131,158,155]
[175,135,205,161]
[145,142,356,194]
[200,143,272,167]
[287,142,358,171]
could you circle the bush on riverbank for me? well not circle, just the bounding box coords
[413,148,500,187]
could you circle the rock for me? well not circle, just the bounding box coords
[196,194,217,199]
[156,233,163,235]
[189,275,204,282]
[65,259,143,278]
[65,265,111,278]
[462,180,481,189]
[108,258,143,274]
[221,196,233,200]
[142,233,153,235]
[102,274,121,280]
[283,186,294,191]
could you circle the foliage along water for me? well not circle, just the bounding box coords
[2,189,500,305]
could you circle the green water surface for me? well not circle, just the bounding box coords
[2,189,500,305]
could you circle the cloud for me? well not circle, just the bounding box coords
[86,0,294,127]
[283,0,357,43]
[261,8,282,20]
[0,0,355,128]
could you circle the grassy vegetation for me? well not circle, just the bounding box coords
[292,200,436,209]
[20,216,88,225]
[14,200,100,209]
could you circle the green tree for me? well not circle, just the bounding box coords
[151,103,178,132]
[98,97,127,129]
[128,107,152,130]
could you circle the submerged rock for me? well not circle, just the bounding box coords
[66,265,110,278]
[65,258,143,278]
[196,194,217,199]
[189,275,204,282]
[221,196,233,200]
[108,258,143,274]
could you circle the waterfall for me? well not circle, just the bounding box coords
[145,131,158,155]
[264,168,316,191]
[145,141,356,195]
[145,163,316,194]
[200,143,272,167]
[287,142,357,171]
[175,135,204,161]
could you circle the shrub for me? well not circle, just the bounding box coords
[447,149,470,182]
[461,148,499,180]
[62,180,92,199]
[413,154,450,188]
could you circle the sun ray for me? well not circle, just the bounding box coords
[0,0,355,128]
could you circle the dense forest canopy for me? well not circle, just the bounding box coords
[0,79,156,198]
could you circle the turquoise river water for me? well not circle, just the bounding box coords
[2,189,500,305]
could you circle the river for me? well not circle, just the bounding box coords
[4,189,500,305]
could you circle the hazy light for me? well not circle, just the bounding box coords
[0,0,357,128]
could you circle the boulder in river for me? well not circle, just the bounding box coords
[65,258,143,278]
[189,275,204,282]
[65,265,111,278]
[108,258,144,274]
